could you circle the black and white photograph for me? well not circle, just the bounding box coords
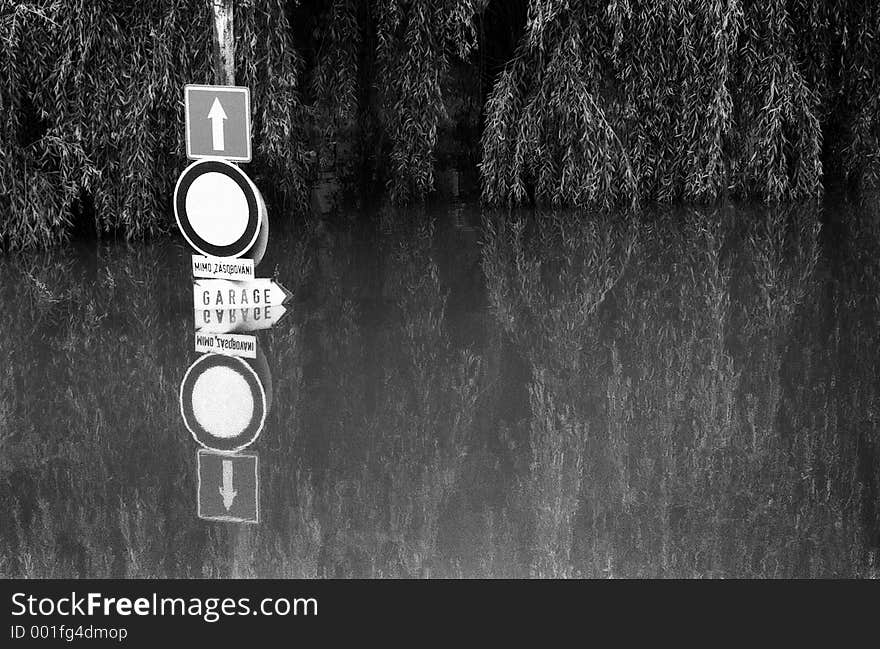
[1,0,878,640]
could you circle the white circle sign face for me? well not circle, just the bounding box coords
[180,353,267,452]
[184,172,250,247]
[174,158,263,259]
[191,365,255,439]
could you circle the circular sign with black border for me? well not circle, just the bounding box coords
[174,158,262,258]
[179,353,267,452]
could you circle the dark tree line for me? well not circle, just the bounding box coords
[2,1,880,247]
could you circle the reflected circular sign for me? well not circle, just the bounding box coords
[179,353,267,452]
[174,158,264,259]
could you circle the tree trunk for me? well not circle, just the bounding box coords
[212,0,235,85]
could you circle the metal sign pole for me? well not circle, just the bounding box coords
[211,0,253,576]
[212,0,235,86]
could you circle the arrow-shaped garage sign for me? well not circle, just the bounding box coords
[194,278,291,310]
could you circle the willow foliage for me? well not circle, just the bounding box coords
[481,0,879,206]
[4,1,880,247]
[481,3,635,208]
[832,0,880,187]
[236,0,310,209]
[372,0,481,202]
[0,0,309,249]
[312,0,360,142]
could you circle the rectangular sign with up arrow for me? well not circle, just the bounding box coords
[197,450,259,524]
[185,84,251,162]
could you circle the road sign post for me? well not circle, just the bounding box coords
[197,449,259,524]
[177,5,279,534]
[211,0,235,85]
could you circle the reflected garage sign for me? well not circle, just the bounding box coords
[179,352,269,452]
[174,158,266,259]
[194,305,288,333]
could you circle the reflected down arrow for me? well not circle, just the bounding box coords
[208,97,227,151]
[219,459,237,510]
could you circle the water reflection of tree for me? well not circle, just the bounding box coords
[0,244,207,577]
[227,227,317,578]
[628,207,871,576]
[483,210,637,577]
[483,205,877,577]
[0,233,318,579]
[2,204,877,578]
[308,212,482,577]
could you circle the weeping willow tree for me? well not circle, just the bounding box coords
[372,1,478,202]
[481,0,880,206]
[832,0,880,188]
[0,0,309,249]
[481,2,636,208]
[311,0,361,145]
[4,1,880,248]
[308,0,485,203]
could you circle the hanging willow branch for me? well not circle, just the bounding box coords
[312,0,360,141]
[374,0,481,203]
[4,0,880,245]
[481,4,636,208]
[0,0,310,249]
[479,0,858,206]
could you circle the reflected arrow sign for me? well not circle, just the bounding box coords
[197,450,259,524]
[194,279,291,310]
[208,97,227,151]
[220,459,237,510]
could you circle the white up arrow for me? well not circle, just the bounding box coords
[219,459,237,510]
[208,97,227,151]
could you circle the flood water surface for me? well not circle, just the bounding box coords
[1,201,879,578]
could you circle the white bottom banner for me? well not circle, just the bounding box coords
[192,255,255,281]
